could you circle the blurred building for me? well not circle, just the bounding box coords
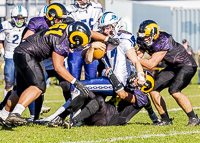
[2,0,200,52]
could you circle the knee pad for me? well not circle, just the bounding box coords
[133,88,149,107]
[86,98,100,115]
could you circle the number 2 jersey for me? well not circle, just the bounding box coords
[0,21,26,59]
[66,1,103,31]
[14,24,70,61]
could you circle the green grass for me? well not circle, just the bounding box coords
[1,72,200,143]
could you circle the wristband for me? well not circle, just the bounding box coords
[104,36,109,42]
[70,78,76,84]
[138,72,145,82]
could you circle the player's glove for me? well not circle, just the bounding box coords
[73,80,90,97]
[105,37,120,46]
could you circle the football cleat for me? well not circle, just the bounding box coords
[6,113,27,126]
[148,112,160,124]
[33,118,49,125]
[62,119,74,129]
[26,116,35,123]
[153,118,173,126]
[48,116,64,127]
[40,105,51,114]
[186,115,200,127]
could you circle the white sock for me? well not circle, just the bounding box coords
[0,107,10,120]
[12,104,25,115]
[3,88,8,98]
[45,100,71,121]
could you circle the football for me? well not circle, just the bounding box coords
[93,42,106,59]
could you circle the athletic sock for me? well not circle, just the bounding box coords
[3,88,8,98]
[187,110,196,118]
[63,90,71,101]
[34,95,44,120]
[46,100,71,121]
[0,107,10,120]
[12,104,25,115]
[160,113,170,121]
[1,90,12,107]
[28,101,35,116]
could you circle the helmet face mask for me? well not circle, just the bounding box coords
[46,3,68,25]
[98,12,121,37]
[74,0,91,9]
[137,20,159,46]
[11,6,28,28]
[67,21,91,49]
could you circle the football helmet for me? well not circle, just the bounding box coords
[137,20,159,46]
[67,21,91,49]
[98,12,121,36]
[38,5,49,17]
[11,6,28,28]
[140,71,154,93]
[74,0,91,9]
[46,3,68,25]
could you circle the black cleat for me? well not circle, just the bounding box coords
[186,115,200,127]
[153,118,173,126]
[62,119,74,129]
[5,113,27,126]
[48,116,64,127]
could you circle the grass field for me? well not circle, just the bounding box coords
[1,72,200,143]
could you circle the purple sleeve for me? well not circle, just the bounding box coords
[27,17,38,33]
[153,35,171,52]
[54,39,69,57]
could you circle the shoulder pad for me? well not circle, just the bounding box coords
[1,21,13,30]
[66,4,77,12]
[90,2,103,8]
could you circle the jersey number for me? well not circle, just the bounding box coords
[81,18,94,29]
[12,35,19,44]
[45,24,68,36]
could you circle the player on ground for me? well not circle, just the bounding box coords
[136,20,200,126]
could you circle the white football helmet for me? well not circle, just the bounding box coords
[98,12,122,36]
[74,0,91,9]
[11,6,28,28]
[38,5,49,17]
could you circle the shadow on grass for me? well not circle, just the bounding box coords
[127,122,152,126]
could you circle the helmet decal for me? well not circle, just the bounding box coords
[69,31,89,46]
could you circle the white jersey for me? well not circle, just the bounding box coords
[105,31,136,85]
[66,2,103,31]
[0,21,26,59]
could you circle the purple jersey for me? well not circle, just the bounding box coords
[15,24,70,61]
[27,17,49,33]
[137,31,197,67]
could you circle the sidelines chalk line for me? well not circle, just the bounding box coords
[63,130,200,143]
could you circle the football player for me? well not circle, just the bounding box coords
[46,12,159,127]
[136,20,199,126]
[0,6,28,111]
[0,6,27,100]
[0,21,92,126]
[66,0,104,99]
